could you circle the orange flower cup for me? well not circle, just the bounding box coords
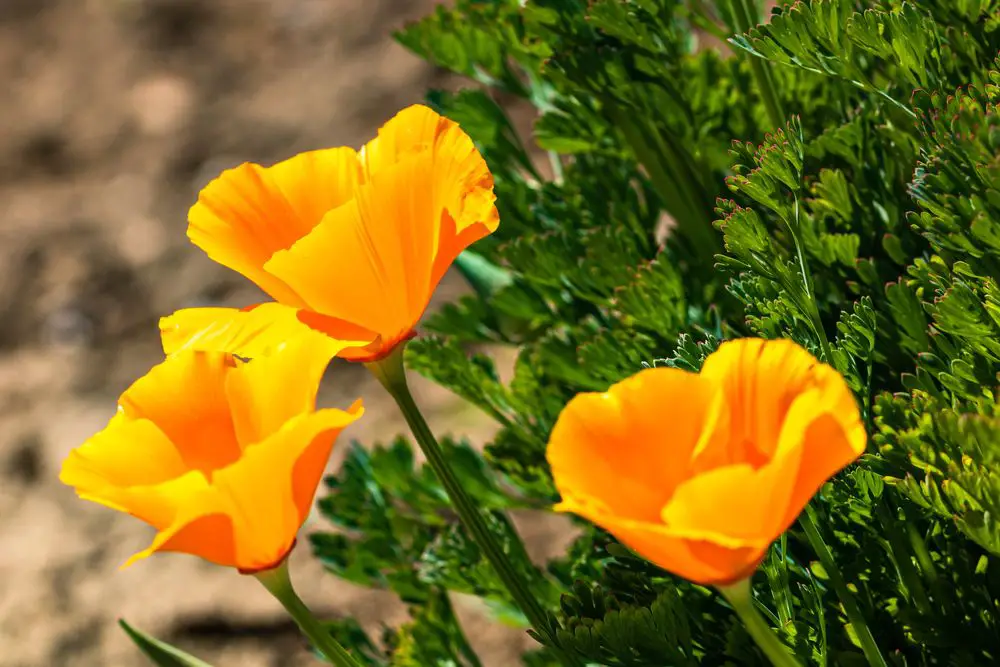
[59,341,363,572]
[159,104,499,363]
[546,338,866,585]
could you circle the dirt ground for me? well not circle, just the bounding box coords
[0,2,572,665]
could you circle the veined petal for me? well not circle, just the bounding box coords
[118,352,241,475]
[361,105,498,234]
[547,368,725,523]
[557,501,763,586]
[188,148,361,305]
[225,337,342,447]
[265,105,498,344]
[209,404,363,571]
[697,338,823,469]
[660,450,803,545]
[362,104,499,298]
[59,414,187,492]
[263,198,403,335]
[121,473,233,568]
[159,303,375,361]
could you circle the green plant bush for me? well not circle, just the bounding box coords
[305,1,1000,665]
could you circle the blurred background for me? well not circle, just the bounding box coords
[0,1,571,665]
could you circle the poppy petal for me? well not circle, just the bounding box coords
[660,450,803,546]
[559,502,762,585]
[661,376,863,544]
[59,414,187,492]
[290,399,365,523]
[548,367,725,523]
[142,513,237,568]
[265,104,498,342]
[209,405,363,570]
[362,104,499,296]
[188,148,361,305]
[697,338,823,469]
[117,351,242,474]
[775,376,865,528]
[224,337,339,447]
[78,468,219,569]
[159,303,375,361]
[123,490,234,569]
[263,197,403,335]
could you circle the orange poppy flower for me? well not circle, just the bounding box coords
[546,338,866,586]
[158,104,499,363]
[59,341,363,572]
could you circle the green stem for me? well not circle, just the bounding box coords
[800,507,888,667]
[254,560,364,667]
[874,503,933,616]
[548,150,565,183]
[904,516,938,586]
[441,592,484,667]
[607,104,720,259]
[365,344,582,667]
[787,194,835,365]
[717,578,802,667]
[688,0,731,41]
[728,0,786,130]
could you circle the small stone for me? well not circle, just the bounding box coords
[130,74,195,136]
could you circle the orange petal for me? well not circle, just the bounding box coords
[659,453,803,547]
[118,351,242,475]
[139,513,237,568]
[70,468,216,566]
[159,303,375,361]
[547,367,725,523]
[263,196,406,336]
[121,473,232,568]
[59,413,187,493]
[224,336,340,447]
[662,374,864,546]
[265,104,498,341]
[290,399,365,522]
[558,503,763,585]
[209,404,363,571]
[188,148,361,305]
[696,338,824,469]
[363,104,499,299]
[775,374,865,528]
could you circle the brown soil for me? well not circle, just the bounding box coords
[0,2,573,665]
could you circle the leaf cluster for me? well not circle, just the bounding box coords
[308,1,1000,665]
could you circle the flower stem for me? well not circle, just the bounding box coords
[607,104,720,260]
[717,578,802,667]
[787,193,835,365]
[800,506,888,667]
[366,344,582,667]
[254,560,364,667]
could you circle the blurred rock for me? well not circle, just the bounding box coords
[130,74,195,136]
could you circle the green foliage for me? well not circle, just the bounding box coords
[307,0,1000,665]
[119,620,214,667]
[310,438,566,664]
